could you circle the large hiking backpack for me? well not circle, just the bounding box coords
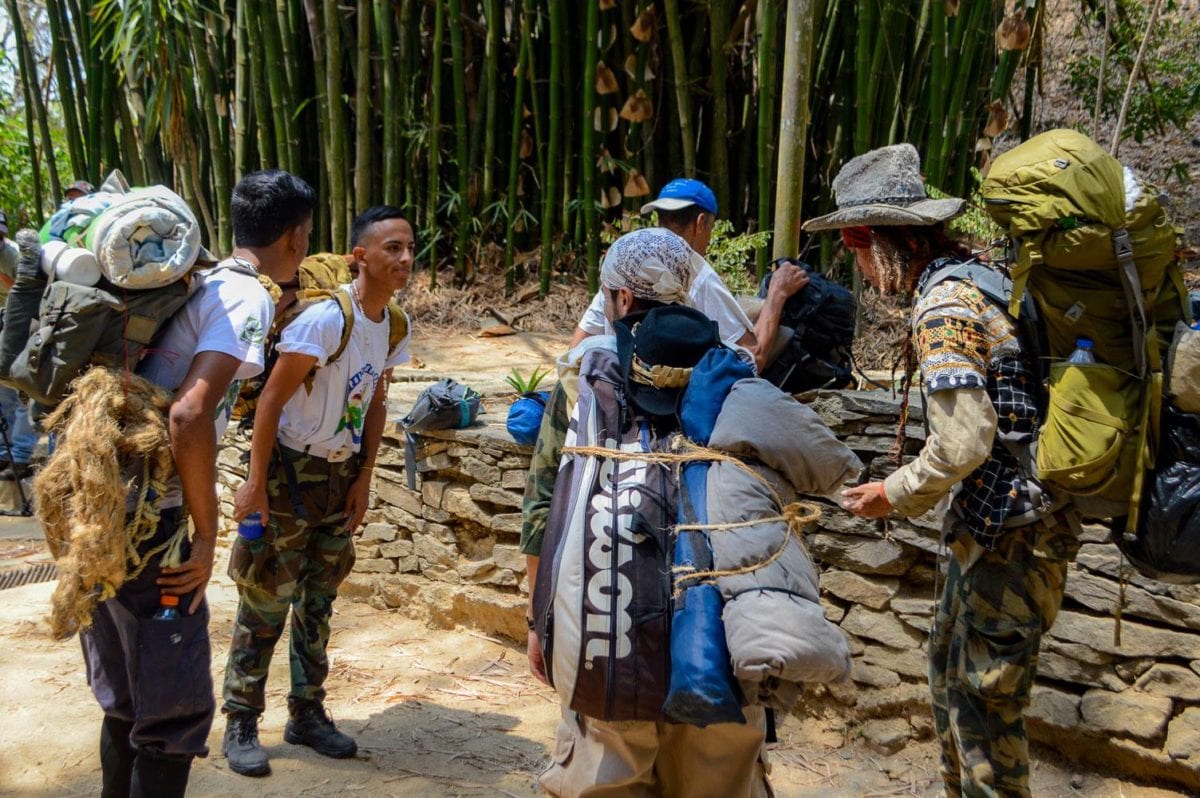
[233,253,408,422]
[980,129,1190,531]
[756,261,856,393]
[0,177,213,415]
[531,344,678,722]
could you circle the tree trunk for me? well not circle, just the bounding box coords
[756,0,778,278]
[480,0,502,208]
[44,0,86,180]
[11,0,61,206]
[504,18,530,294]
[188,20,233,254]
[708,0,732,215]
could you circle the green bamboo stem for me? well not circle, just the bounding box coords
[538,0,564,297]
[398,0,416,212]
[426,0,445,287]
[355,0,373,213]
[773,0,816,258]
[663,0,696,176]
[376,0,400,205]
[756,0,779,278]
[581,0,599,293]
[448,0,471,283]
[235,0,252,179]
[324,0,350,249]
[708,0,733,215]
[44,0,86,180]
[926,1,948,187]
[504,17,530,294]
[276,0,301,121]
[249,3,276,169]
[257,0,294,173]
[9,0,44,220]
[187,19,233,253]
[480,0,502,207]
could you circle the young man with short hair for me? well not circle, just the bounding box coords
[222,205,414,777]
[83,169,315,798]
[0,209,36,483]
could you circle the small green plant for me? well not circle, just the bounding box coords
[706,220,771,296]
[506,365,552,394]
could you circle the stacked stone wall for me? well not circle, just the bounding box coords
[217,391,1200,790]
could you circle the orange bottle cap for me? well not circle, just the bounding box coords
[160,594,180,607]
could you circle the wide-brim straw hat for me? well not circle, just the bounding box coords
[803,144,966,231]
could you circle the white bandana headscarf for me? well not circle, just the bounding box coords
[599,228,694,305]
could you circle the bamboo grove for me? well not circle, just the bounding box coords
[7,0,1046,294]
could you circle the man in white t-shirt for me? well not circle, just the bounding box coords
[570,178,810,371]
[80,170,315,798]
[222,205,413,778]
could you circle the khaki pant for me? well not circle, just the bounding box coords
[540,704,773,798]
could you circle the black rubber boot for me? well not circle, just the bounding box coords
[100,716,136,798]
[222,712,271,777]
[130,751,191,798]
[284,699,357,759]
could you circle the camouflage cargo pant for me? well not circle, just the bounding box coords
[928,509,1081,798]
[222,445,361,715]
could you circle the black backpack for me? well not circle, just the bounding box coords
[757,260,856,393]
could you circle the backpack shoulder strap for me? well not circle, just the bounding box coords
[326,289,355,366]
[386,301,409,356]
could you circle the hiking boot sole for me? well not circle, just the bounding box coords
[222,750,271,778]
[283,725,357,759]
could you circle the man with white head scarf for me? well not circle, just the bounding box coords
[521,227,771,798]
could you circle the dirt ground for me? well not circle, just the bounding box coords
[0,331,1193,798]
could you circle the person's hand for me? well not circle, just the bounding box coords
[528,626,549,685]
[840,482,894,519]
[343,472,372,535]
[768,261,810,300]
[157,536,215,615]
[234,478,270,525]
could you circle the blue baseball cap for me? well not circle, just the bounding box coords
[640,178,718,217]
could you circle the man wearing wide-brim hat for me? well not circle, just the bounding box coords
[811,144,1081,797]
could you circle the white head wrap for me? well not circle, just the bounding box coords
[599,228,694,306]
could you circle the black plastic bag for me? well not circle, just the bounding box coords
[1119,407,1200,583]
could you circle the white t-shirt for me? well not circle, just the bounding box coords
[0,238,18,306]
[579,251,754,347]
[137,262,275,507]
[275,285,411,453]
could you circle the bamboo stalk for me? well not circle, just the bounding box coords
[538,0,564,297]
[44,0,86,180]
[448,0,471,283]
[1110,0,1164,157]
[235,0,252,179]
[756,0,778,278]
[9,0,44,220]
[773,0,816,258]
[663,0,696,176]
[376,0,400,205]
[581,0,599,293]
[504,16,530,294]
[709,0,733,214]
[325,0,350,249]
[257,0,294,173]
[187,18,233,253]
[480,0,502,208]
[249,2,276,169]
[11,0,62,205]
[426,0,446,287]
[355,0,373,213]
[398,0,417,213]
[303,0,332,248]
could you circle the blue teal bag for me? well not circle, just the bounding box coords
[506,390,550,445]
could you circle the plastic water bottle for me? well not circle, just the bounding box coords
[237,511,264,541]
[153,593,181,621]
[1191,319,1200,331]
[1067,337,1096,365]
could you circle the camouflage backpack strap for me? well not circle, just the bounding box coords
[385,301,409,356]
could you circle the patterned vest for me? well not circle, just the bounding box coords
[915,259,1042,550]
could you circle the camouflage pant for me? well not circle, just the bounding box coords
[928,510,1080,798]
[222,445,361,715]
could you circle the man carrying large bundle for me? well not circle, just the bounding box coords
[817,144,1082,798]
[522,228,857,797]
[222,205,413,777]
[60,170,315,798]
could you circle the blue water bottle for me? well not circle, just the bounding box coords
[153,593,181,620]
[238,511,264,540]
[1067,337,1096,365]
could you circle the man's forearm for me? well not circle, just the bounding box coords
[358,384,388,471]
[171,413,221,542]
[753,292,788,372]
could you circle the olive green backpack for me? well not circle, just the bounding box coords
[980,129,1191,530]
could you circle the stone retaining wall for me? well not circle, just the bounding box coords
[217,390,1200,790]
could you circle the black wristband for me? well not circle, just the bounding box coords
[526,615,536,631]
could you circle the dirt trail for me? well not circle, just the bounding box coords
[0,331,1190,797]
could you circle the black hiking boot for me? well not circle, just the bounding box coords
[284,700,357,759]
[222,712,271,777]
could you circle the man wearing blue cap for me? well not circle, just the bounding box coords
[570,178,808,372]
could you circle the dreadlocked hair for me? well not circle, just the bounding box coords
[34,367,181,639]
[869,223,970,463]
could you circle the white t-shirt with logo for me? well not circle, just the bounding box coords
[579,250,753,346]
[275,285,411,454]
[137,262,275,507]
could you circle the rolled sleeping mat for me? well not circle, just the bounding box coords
[0,230,49,377]
[40,240,102,287]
